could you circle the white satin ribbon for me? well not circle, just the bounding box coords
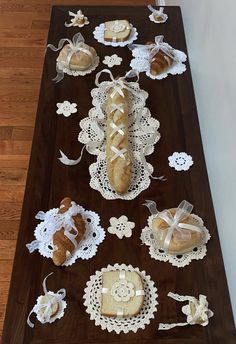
[158,292,213,330]
[110,122,125,137]
[143,200,202,251]
[27,272,66,328]
[27,202,81,253]
[111,146,127,161]
[148,4,164,14]
[110,103,125,114]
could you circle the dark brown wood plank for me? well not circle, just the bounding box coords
[2,5,236,344]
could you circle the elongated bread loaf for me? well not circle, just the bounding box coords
[52,197,86,266]
[104,20,131,42]
[105,85,132,194]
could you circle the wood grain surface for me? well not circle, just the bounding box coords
[1,4,236,344]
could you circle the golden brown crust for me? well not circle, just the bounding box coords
[146,42,174,76]
[152,208,205,254]
[105,87,132,194]
[52,197,86,266]
[57,43,97,71]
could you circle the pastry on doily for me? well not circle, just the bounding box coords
[27,272,67,328]
[57,42,97,71]
[104,20,131,42]
[147,41,174,76]
[151,201,207,255]
[101,270,144,317]
[52,197,86,266]
[105,82,132,194]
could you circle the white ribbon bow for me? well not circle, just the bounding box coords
[95,69,140,99]
[65,10,87,27]
[143,200,202,251]
[158,292,214,330]
[47,32,92,82]
[27,272,66,328]
[26,202,80,253]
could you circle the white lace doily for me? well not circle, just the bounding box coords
[56,55,100,77]
[141,214,211,268]
[168,152,194,171]
[130,39,187,80]
[83,263,158,334]
[56,100,77,117]
[108,215,135,239]
[103,54,122,67]
[74,70,160,200]
[93,23,138,47]
[65,10,89,28]
[27,204,105,266]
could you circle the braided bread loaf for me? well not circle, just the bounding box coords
[105,85,132,194]
[147,42,174,76]
[52,197,86,266]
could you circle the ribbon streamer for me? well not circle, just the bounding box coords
[158,292,213,330]
[27,272,66,328]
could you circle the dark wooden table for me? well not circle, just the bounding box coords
[2,5,236,344]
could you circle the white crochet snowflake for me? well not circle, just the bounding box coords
[168,152,194,171]
[103,54,122,68]
[56,101,77,117]
[108,215,135,239]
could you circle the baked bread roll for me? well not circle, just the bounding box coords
[147,42,174,76]
[105,85,132,194]
[52,197,86,266]
[152,208,205,255]
[101,270,144,317]
[104,20,131,42]
[57,43,97,71]
[38,294,59,321]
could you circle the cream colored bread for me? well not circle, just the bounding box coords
[101,271,144,317]
[105,86,132,194]
[38,294,59,320]
[152,208,205,255]
[104,20,131,42]
[57,43,97,71]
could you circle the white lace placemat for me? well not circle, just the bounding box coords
[83,263,158,334]
[26,204,105,266]
[141,214,211,268]
[129,35,187,80]
[93,23,138,47]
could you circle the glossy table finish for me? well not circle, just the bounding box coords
[2,5,236,344]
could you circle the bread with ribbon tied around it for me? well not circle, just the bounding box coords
[101,270,144,317]
[105,78,132,194]
[47,32,98,72]
[52,197,86,266]
[104,20,131,42]
[147,36,175,76]
[146,200,206,255]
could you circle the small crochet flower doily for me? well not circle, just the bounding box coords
[56,101,77,117]
[83,263,158,334]
[168,152,194,171]
[103,54,122,67]
[108,215,135,239]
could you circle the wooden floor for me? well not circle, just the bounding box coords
[0,0,152,339]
